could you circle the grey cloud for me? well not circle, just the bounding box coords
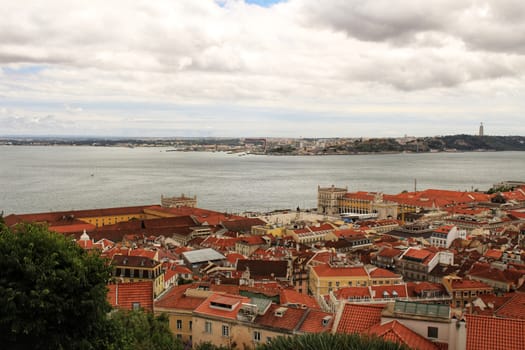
[300,0,456,42]
[350,52,520,91]
[301,0,525,53]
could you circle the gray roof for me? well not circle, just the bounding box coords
[250,297,273,315]
[182,248,226,264]
[393,300,450,319]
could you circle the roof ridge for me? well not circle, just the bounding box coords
[295,308,312,332]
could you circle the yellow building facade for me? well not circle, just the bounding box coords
[251,225,285,238]
[112,255,165,297]
[309,265,370,297]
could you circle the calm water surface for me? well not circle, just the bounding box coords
[1,146,524,214]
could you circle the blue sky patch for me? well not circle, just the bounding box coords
[244,0,285,7]
[3,65,47,75]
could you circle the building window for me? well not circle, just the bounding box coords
[253,331,261,342]
[427,326,438,339]
[176,320,182,330]
[205,321,212,334]
[132,302,141,311]
[176,334,182,339]
[189,321,192,330]
[222,325,229,337]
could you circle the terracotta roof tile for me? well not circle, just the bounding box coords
[495,293,525,320]
[450,279,492,290]
[377,247,403,258]
[154,284,206,310]
[403,248,433,261]
[280,289,320,309]
[255,304,307,332]
[312,264,369,278]
[466,314,525,350]
[367,320,439,350]
[369,267,401,279]
[343,192,376,201]
[334,287,371,299]
[484,249,503,260]
[370,285,408,298]
[107,281,154,312]
[194,293,250,320]
[336,303,384,334]
[298,309,334,333]
[225,252,246,265]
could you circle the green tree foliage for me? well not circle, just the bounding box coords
[110,310,182,350]
[193,341,231,350]
[256,333,409,350]
[0,223,114,349]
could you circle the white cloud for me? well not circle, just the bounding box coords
[0,0,524,136]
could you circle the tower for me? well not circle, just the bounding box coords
[479,122,484,136]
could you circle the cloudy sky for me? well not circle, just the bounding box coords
[1,0,524,137]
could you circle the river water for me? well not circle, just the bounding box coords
[1,146,524,215]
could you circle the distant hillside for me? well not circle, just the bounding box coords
[307,135,525,155]
[422,135,525,152]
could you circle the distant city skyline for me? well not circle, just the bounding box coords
[1,0,525,137]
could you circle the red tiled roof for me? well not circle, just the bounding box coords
[211,284,241,295]
[509,209,525,219]
[107,281,154,312]
[466,314,525,350]
[50,222,96,234]
[434,225,454,234]
[369,267,401,279]
[370,285,408,299]
[280,289,320,309]
[450,279,492,290]
[332,228,366,238]
[336,303,384,334]
[255,304,307,332]
[194,293,249,320]
[298,309,334,333]
[5,205,152,226]
[334,287,371,299]
[409,282,445,295]
[484,249,503,260]
[222,218,267,232]
[311,251,335,264]
[225,252,246,265]
[384,189,491,210]
[154,284,206,310]
[237,235,266,245]
[310,224,335,232]
[469,266,525,285]
[495,293,525,320]
[403,248,432,260]
[128,248,158,260]
[313,264,369,278]
[367,320,439,350]
[377,247,403,258]
[343,192,377,201]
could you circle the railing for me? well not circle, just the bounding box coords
[327,294,452,311]
[316,294,334,313]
